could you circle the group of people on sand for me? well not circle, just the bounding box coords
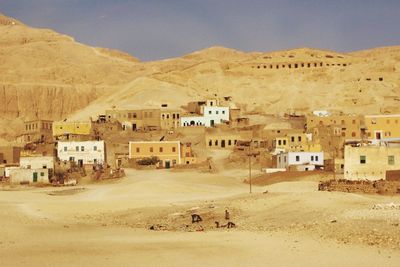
[191,209,236,231]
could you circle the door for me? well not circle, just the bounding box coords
[165,160,171,169]
[375,131,382,140]
[78,159,83,167]
[33,172,38,182]
[221,140,225,148]
[132,124,137,131]
[210,120,215,127]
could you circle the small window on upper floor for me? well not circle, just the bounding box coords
[360,155,366,164]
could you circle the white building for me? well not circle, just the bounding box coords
[181,106,229,127]
[20,156,54,170]
[9,168,50,184]
[57,140,105,165]
[277,152,324,171]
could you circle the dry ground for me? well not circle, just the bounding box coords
[1,168,400,267]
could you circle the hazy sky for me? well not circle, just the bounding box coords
[1,0,400,61]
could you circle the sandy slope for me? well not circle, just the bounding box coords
[0,169,399,266]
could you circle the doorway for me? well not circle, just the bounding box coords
[375,131,382,140]
[132,124,137,131]
[165,160,171,169]
[78,159,83,167]
[210,120,215,127]
[33,172,38,182]
[221,140,225,148]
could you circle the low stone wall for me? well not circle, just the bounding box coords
[318,179,400,195]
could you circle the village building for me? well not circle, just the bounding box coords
[8,168,50,184]
[181,106,230,127]
[128,141,196,168]
[53,121,92,139]
[160,109,181,130]
[364,114,400,141]
[19,119,53,143]
[262,128,305,151]
[0,146,22,164]
[277,151,324,171]
[57,140,105,166]
[344,144,400,181]
[20,155,54,170]
[273,133,321,153]
[306,113,364,140]
[205,130,253,149]
[105,108,161,131]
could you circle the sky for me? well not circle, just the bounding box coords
[1,0,400,61]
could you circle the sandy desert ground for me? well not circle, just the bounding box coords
[1,168,400,267]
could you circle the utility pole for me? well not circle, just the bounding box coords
[248,139,252,194]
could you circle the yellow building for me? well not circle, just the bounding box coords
[128,141,195,168]
[273,133,321,152]
[344,145,400,180]
[306,114,363,139]
[53,121,92,136]
[364,114,400,140]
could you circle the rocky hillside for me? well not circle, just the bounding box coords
[1,13,400,140]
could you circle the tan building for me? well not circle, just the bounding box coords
[21,119,53,143]
[364,114,400,140]
[273,133,321,152]
[344,145,400,180]
[106,109,161,131]
[0,146,21,164]
[160,109,181,130]
[128,141,195,168]
[206,130,253,149]
[306,114,364,139]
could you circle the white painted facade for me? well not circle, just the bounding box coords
[9,168,50,184]
[180,106,229,127]
[57,140,105,165]
[277,152,324,169]
[20,156,54,170]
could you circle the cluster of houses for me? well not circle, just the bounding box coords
[1,97,400,185]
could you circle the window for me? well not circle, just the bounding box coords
[315,156,319,161]
[172,114,176,119]
[64,147,67,152]
[216,111,219,115]
[341,120,345,125]
[40,172,45,177]
[150,147,153,152]
[311,156,314,161]
[160,147,164,152]
[94,146,97,151]
[166,114,169,119]
[208,140,212,147]
[388,155,395,165]
[296,155,300,162]
[298,136,301,142]
[185,152,190,157]
[172,147,176,152]
[173,159,177,165]
[360,155,366,164]
[209,111,212,115]
[136,147,140,153]
[291,137,295,142]
[81,146,84,152]
[222,111,225,114]
[215,140,218,146]
[283,140,286,145]
[352,132,356,137]
[278,140,282,146]
[76,146,79,151]
[177,114,180,119]
[228,140,232,146]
